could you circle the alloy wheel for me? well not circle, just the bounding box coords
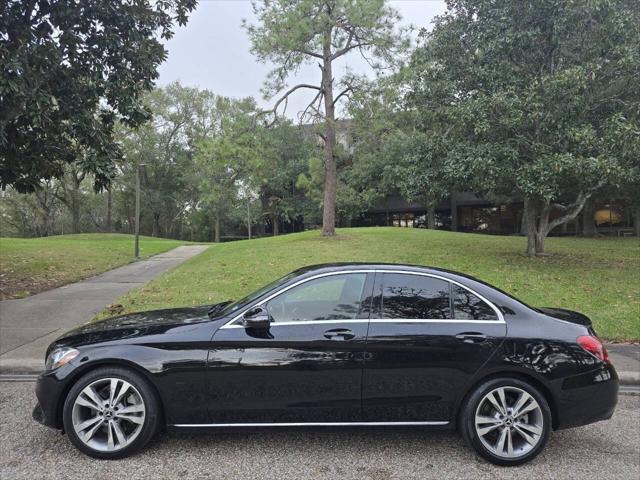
[71,377,146,452]
[474,386,544,459]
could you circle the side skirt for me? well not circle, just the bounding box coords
[169,421,450,430]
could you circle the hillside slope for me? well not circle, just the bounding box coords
[100,228,639,341]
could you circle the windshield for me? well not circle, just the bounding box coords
[211,271,299,318]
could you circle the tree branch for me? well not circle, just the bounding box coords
[545,182,605,233]
[332,86,353,106]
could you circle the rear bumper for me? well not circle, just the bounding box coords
[554,362,618,430]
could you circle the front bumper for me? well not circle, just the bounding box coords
[33,368,74,429]
[554,362,618,430]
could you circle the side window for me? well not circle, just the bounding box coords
[452,285,498,321]
[267,274,367,323]
[381,273,450,319]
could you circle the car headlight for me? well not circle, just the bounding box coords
[45,347,79,371]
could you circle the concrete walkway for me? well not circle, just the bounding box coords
[0,245,208,373]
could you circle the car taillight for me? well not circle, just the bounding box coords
[577,335,609,362]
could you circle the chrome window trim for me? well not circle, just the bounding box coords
[171,420,449,428]
[220,268,504,330]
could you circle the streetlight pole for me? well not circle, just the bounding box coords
[134,164,145,258]
[247,197,252,240]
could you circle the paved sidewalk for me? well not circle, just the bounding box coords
[608,344,640,385]
[0,245,208,373]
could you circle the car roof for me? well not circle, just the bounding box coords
[292,262,471,279]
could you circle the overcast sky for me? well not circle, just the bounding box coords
[158,0,447,118]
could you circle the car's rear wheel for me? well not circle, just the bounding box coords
[62,366,160,459]
[460,378,551,466]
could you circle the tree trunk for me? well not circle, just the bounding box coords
[524,199,538,256]
[152,212,160,237]
[214,214,220,243]
[525,190,596,255]
[426,206,436,229]
[71,191,80,234]
[450,193,458,232]
[519,201,529,236]
[321,30,337,237]
[272,214,279,236]
[634,205,640,237]
[69,177,81,234]
[582,197,597,237]
[106,187,112,233]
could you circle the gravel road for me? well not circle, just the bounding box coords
[1,382,638,480]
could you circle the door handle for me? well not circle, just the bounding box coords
[455,332,487,343]
[324,328,355,341]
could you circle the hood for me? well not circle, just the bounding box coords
[537,307,592,327]
[52,305,212,351]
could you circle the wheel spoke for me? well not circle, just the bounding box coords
[112,381,131,407]
[512,391,532,417]
[117,413,144,425]
[75,394,102,411]
[486,391,506,415]
[513,424,538,446]
[496,388,509,415]
[75,415,102,433]
[109,379,120,406]
[117,404,145,414]
[514,400,539,418]
[495,427,508,455]
[507,428,514,457]
[107,421,115,450]
[475,416,502,436]
[81,418,103,442]
[112,420,128,446]
[517,421,543,436]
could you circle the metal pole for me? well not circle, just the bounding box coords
[247,197,252,240]
[134,165,141,258]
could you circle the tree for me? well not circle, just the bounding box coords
[116,83,231,238]
[0,0,196,192]
[245,0,408,236]
[250,121,315,235]
[193,98,258,242]
[407,0,639,254]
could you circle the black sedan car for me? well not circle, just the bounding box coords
[33,263,618,465]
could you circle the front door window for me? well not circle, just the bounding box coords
[266,273,367,323]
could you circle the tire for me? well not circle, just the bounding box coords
[460,377,551,466]
[62,366,161,459]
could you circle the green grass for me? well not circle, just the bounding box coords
[0,233,190,299]
[96,227,640,341]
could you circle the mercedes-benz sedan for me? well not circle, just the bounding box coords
[33,263,618,465]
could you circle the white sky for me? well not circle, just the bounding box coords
[157,0,447,118]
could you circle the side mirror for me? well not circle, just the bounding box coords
[242,306,271,330]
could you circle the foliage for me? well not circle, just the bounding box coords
[405,0,640,254]
[0,0,196,192]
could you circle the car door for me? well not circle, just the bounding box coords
[363,272,506,423]
[205,271,375,424]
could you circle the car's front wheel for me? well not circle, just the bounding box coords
[62,366,160,459]
[460,378,551,466]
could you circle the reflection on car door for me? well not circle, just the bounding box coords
[206,272,375,423]
[363,272,506,422]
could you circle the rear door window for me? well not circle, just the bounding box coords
[381,273,451,319]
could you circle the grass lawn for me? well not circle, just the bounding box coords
[97,227,640,341]
[0,233,189,299]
